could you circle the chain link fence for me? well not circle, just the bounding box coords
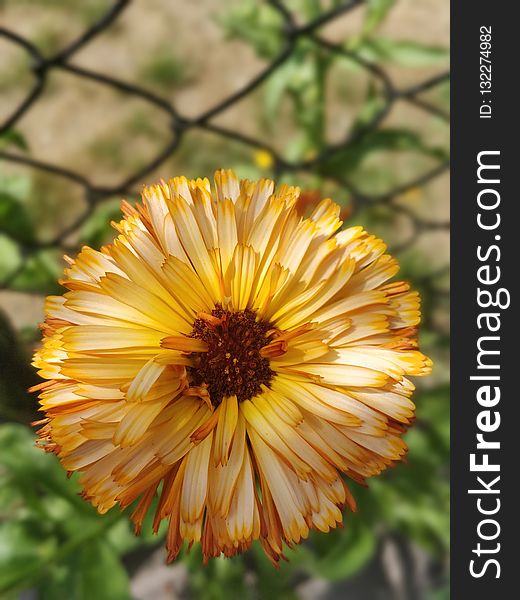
[0,0,449,296]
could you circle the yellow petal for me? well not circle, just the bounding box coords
[126,360,166,402]
[213,395,238,466]
[229,245,258,311]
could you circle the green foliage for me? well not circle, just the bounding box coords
[0,423,134,598]
[362,0,396,38]
[217,1,284,59]
[140,49,192,91]
[307,520,377,581]
[79,198,123,248]
[0,237,63,294]
[357,38,450,66]
[0,169,65,293]
[0,240,21,293]
[185,551,254,600]
[40,540,132,600]
[9,250,63,294]
[0,169,31,200]
[320,128,448,175]
[0,192,35,244]
[0,163,35,246]
[219,0,448,174]
[0,169,67,293]
[350,85,386,132]
[0,130,29,152]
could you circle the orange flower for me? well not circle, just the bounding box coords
[33,170,431,565]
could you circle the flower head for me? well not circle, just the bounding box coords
[33,170,431,565]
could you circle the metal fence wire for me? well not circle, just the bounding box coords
[0,0,449,302]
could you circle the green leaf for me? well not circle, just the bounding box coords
[185,549,253,600]
[351,85,387,134]
[9,250,63,294]
[0,171,31,201]
[358,38,449,66]
[105,519,141,556]
[414,385,450,453]
[263,61,297,124]
[250,542,299,600]
[0,424,136,600]
[0,423,51,479]
[79,198,123,248]
[0,424,134,598]
[309,522,376,581]
[362,0,396,37]
[40,540,131,600]
[0,192,35,244]
[0,424,91,518]
[216,0,283,59]
[0,235,22,282]
[0,129,29,152]
[319,128,448,180]
[0,521,57,591]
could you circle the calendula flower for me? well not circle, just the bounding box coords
[32,170,431,565]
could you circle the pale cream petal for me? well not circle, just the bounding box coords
[62,246,125,285]
[109,237,192,324]
[276,219,319,275]
[156,402,210,465]
[251,394,337,482]
[271,378,362,427]
[329,313,389,346]
[217,199,238,277]
[126,360,166,402]
[248,428,309,543]
[64,290,174,333]
[169,195,222,302]
[113,396,172,447]
[168,175,193,204]
[241,399,311,480]
[141,183,188,260]
[190,182,218,249]
[334,347,432,378]
[229,245,258,312]
[162,255,215,315]
[273,259,356,329]
[278,363,389,387]
[235,178,274,241]
[345,254,400,294]
[60,357,145,384]
[348,387,415,423]
[213,395,238,466]
[311,290,387,324]
[214,169,240,202]
[225,449,257,543]
[180,433,213,542]
[99,273,190,334]
[209,409,246,516]
[309,198,342,236]
[61,325,163,354]
[61,439,114,470]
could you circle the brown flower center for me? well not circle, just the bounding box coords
[188,305,275,406]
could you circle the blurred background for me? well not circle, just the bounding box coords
[0,0,449,598]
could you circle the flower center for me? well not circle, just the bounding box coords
[188,305,275,406]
